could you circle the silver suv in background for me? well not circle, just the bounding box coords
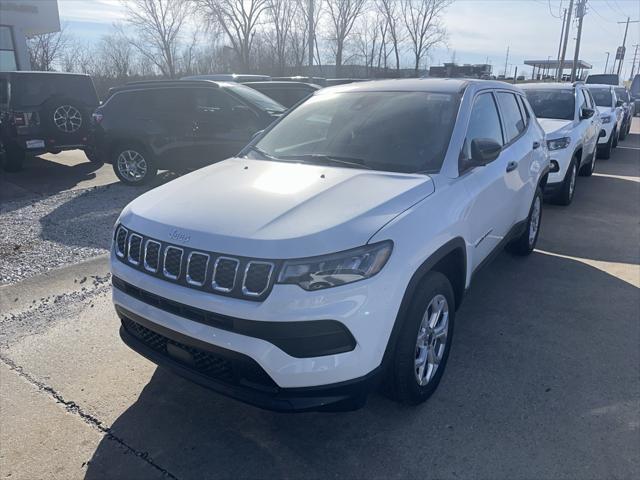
[521,83,601,205]
[586,84,624,160]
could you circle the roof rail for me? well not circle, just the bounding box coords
[573,80,585,86]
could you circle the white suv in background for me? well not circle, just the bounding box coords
[111,79,549,412]
[521,83,601,205]
[586,84,624,159]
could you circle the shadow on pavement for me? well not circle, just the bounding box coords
[84,251,639,480]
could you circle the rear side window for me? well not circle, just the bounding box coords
[462,92,504,161]
[496,92,525,142]
[517,95,530,126]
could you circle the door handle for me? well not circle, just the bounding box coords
[506,161,518,173]
[532,141,541,149]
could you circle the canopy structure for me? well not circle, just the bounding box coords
[524,59,593,81]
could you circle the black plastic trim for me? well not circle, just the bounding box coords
[117,307,379,412]
[113,276,356,358]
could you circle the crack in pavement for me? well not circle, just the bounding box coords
[0,354,180,480]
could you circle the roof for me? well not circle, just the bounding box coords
[4,71,90,77]
[524,59,593,69]
[317,78,520,94]
[519,82,576,90]
[584,84,615,89]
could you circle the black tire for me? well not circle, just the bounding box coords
[507,187,542,256]
[386,272,455,405]
[3,143,25,172]
[551,157,577,206]
[112,145,157,186]
[612,127,619,148]
[579,148,596,177]
[597,131,614,159]
[619,122,627,140]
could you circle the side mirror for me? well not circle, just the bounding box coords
[616,99,624,107]
[580,108,595,120]
[599,129,607,138]
[471,138,502,165]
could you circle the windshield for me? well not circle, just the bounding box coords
[250,91,460,174]
[631,75,640,96]
[227,83,285,113]
[586,74,618,85]
[614,88,629,103]
[524,89,575,120]
[589,88,612,107]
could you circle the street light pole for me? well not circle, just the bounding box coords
[616,18,639,77]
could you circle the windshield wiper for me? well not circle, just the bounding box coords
[279,154,372,170]
[247,145,279,160]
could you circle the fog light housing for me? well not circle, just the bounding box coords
[550,160,560,173]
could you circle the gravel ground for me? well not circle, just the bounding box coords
[0,183,146,285]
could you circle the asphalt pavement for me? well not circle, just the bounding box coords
[0,120,638,480]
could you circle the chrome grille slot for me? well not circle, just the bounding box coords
[242,262,274,297]
[212,257,239,292]
[127,234,143,265]
[115,226,128,258]
[186,252,209,286]
[144,240,161,273]
[163,246,183,280]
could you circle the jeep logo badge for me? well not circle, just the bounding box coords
[168,229,191,243]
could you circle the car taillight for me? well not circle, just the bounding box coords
[92,112,104,124]
[12,111,39,126]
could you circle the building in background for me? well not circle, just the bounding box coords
[429,63,493,79]
[0,0,60,71]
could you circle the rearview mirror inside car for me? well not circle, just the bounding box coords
[471,138,502,165]
[580,108,595,120]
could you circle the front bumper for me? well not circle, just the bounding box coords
[598,121,615,144]
[546,146,573,185]
[118,305,379,412]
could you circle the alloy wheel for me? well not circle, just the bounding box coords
[53,105,82,133]
[117,150,148,182]
[415,294,449,386]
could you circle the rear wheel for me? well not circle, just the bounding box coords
[3,143,25,172]
[612,127,619,148]
[112,145,157,185]
[507,187,542,256]
[386,272,455,405]
[551,158,577,206]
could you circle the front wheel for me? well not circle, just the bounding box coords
[112,146,157,186]
[612,128,619,148]
[551,158,577,206]
[386,272,455,405]
[507,187,542,256]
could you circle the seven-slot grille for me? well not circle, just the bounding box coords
[113,225,277,301]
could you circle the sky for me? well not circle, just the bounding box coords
[55,0,640,79]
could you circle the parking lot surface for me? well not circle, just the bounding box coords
[1,120,639,479]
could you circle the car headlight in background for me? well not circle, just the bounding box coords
[277,241,393,291]
[600,115,612,124]
[547,137,571,150]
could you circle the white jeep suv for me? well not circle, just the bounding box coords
[586,84,624,159]
[111,79,549,412]
[521,83,601,205]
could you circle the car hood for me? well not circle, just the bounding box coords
[119,158,435,258]
[537,118,574,136]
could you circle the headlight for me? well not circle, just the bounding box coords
[600,115,612,124]
[277,241,393,291]
[547,137,571,150]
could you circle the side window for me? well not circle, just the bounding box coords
[461,92,504,162]
[154,88,194,115]
[194,88,232,112]
[495,92,525,142]
[577,89,588,113]
[517,95,530,126]
[585,89,596,109]
[580,89,592,110]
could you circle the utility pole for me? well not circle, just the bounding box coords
[630,44,640,80]
[557,0,574,81]
[616,18,639,77]
[556,8,568,65]
[604,52,610,73]
[308,0,314,68]
[571,0,587,82]
[503,46,509,77]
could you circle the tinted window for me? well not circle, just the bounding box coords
[11,74,98,107]
[253,91,461,174]
[226,83,285,113]
[517,95,530,125]
[461,92,503,162]
[589,88,613,107]
[580,89,593,110]
[194,88,235,110]
[586,74,619,85]
[496,92,525,142]
[524,89,575,120]
[614,88,629,103]
[252,86,291,107]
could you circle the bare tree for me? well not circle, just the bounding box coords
[266,0,300,75]
[377,0,403,71]
[197,0,269,72]
[325,0,367,75]
[354,10,385,76]
[27,27,70,71]
[402,0,451,74]
[98,30,134,78]
[121,0,192,78]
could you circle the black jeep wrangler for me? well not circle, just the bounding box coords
[0,71,100,172]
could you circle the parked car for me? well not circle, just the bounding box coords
[111,79,549,412]
[244,81,321,108]
[585,73,620,86]
[0,71,100,172]
[585,84,624,159]
[92,80,285,185]
[181,74,272,83]
[614,86,633,139]
[630,74,640,116]
[521,82,601,205]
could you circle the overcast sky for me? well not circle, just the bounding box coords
[57,0,640,78]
